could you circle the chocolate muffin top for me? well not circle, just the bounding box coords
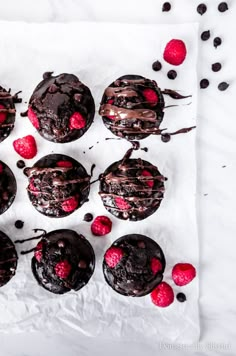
[0,160,17,215]
[27,72,95,143]
[99,148,166,221]
[99,74,165,141]
[0,85,21,143]
[24,154,90,218]
[103,234,166,297]
[0,231,18,287]
[31,229,95,294]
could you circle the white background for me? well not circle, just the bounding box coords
[0,1,235,355]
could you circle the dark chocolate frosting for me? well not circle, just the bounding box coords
[0,160,17,215]
[0,230,18,287]
[99,74,165,141]
[103,234,165,297]
[99,148,166,221]
[24,154,90,218]
[27,72,95,143]
[0,85,21,143]
[31,229,95,294]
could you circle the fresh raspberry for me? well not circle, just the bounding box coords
[151,282,174,307]
[114,196,131,210]
[172,263,196,286]
[142,88,158,106]
[28,107,40,129]
[29,178,39,194]
[151,258,162,274]
[107,99,114,104]
[105,246,124,268]
[13,135,37,159]
[34,241,43,262]
[69,112,86,130]
[0,104,7,124]
[61,196,78,212]
[91,215,112,236]
[141,170,154,188]
[163,39,187,66]
[56,160,73,168]
[54,260,72,279]
[0,163,3,174]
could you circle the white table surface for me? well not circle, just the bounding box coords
[0,1,235,355]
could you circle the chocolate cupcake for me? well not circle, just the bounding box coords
[0,231,18,287]
[27,72,95,143]
[0,85,21,143]
[31,229,95,294]
[0,161,17,215]
[99,148,166,221]
[103,234,165,297]
[24,154,90,218]
[99,74,165,140]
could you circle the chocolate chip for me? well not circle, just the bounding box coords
[15,220,24,229]
[152,60,162,72]
[218,2,228,12]
[212,62,222,72]
[16,160,25,169]
[201,30,210,41]
[218,82,229,91]
[200,79,209,89]
[161,133,171,142]
[176,292,186,302]
[78,260,87,269]
[83,213,93,222]
[197,3,207,15]
[162,2,171,12]
[167,70,177,80]
[214,37,222,48]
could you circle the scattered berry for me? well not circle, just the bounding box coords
[56,160,73,168]
[172,263,196,286]
[13,135,37,159]
[152,60,162,72]
[141,170,154,188]
[151,258,162,274]
[151,282,174,307]
[91,215,112,236]
[142,88,158,106]
[14,220,24,229]
[29,178,39,193]
[115,196,131,210]
[161,133,171,143]
[197,3,207,15]
[34,241,43,262]
[212,62,222,72]
[0,104,7,124]
[83,213,94,222]
[104,246,124,268]
[214,37,222,48]
[28,107,40,129]
[16,160,25,169]
[61,196,78,212]
[163,39,187,66]
[201,30,210,41]
[162,2,171,12]
[218,82,229,91]
[218,2,228,12]
[167,70,177,80]
[0,163,3,173]
[69,112,86,130]
[176,292,187,302]
[54,260,71,279]
[107,99,114,104]
[200,79,209,89]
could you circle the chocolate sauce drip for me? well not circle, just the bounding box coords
[90,164,96,177]
[15,229,46,244]
[162,89,191,100]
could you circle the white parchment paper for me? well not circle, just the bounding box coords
[0,21,199,343]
